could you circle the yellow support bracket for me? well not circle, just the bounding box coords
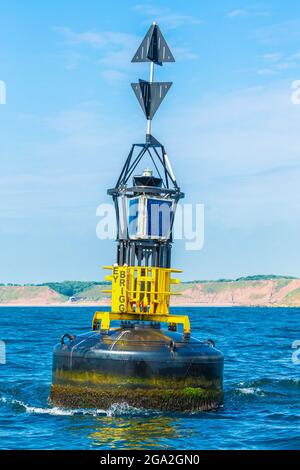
[92,311,191,335]
[96,264,190,336]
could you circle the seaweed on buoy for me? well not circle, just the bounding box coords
[50,384,223,412]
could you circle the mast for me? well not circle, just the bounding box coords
[131,21,175,143]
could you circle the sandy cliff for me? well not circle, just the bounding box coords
[0,278,300,307]
[0,286,66,306]
[171,278,300,307]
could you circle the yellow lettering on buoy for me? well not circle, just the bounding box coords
[100,264,190,334]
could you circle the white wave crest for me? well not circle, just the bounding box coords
[3,397,147,418]
[106,402,148,417]
[237,387,264,396]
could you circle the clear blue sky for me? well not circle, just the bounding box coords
[1,1,300,283]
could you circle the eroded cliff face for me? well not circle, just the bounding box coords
[0,286,66,305]
[171,278,300,307]
[0,278,299,306]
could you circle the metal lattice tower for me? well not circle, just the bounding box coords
[94,23,190,335]
[107,22,184,270]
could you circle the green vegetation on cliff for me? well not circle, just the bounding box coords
[38,281,107,297]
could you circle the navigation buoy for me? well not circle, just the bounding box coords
[50,23,224,412]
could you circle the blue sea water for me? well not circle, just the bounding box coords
[0,306,299,450]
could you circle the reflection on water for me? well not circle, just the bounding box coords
[89,415,180,449]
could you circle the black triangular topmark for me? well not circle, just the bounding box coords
[132,24,175,65]
[131,80,172,119]
[131,80,147,116]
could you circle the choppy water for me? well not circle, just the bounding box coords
[0,306,299,450]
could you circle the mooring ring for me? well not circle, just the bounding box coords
[61,333,75,345]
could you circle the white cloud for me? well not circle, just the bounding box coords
[172,47,199,61]
[65,52,83,70]
[0,101,137,225]
[134,4,203,29]
[55,27,138,78]
[227,9,249,18]
[55,27,137,50]
[276,62,296,70]
[227,6,269,19]
[159,81,300,229]
[290,50,300,61]
[263,52,282,62]
[100,69,127,82]
[257,68,276,76]
[254,19,300,45]
[55,16,199,77]
[259,49,300,75]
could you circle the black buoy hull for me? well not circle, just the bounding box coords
[50,327,224,411]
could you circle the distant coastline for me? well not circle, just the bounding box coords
[1,275,300,307]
